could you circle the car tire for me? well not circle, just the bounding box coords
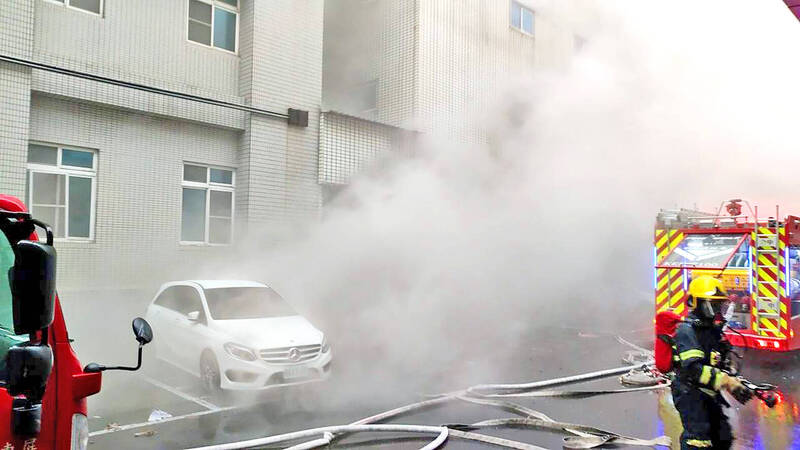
[200,352,221,394]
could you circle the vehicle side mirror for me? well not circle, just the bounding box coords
[84,318,154,373]
[186,311,200,322]
[6,345,53,400]
[6,344,53,437]
[9,240,56,335]
[132,317,152,345]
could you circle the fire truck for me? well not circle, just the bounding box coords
[0,194,152,449]
[654,199,800,353]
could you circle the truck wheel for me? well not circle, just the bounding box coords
[200,353,221,394]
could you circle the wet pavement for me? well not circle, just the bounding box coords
[82,323,800,449]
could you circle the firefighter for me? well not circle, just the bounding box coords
[672,275,753,449]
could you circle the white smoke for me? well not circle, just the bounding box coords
[198,0,800,406]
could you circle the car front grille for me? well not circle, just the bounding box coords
[259,344,321,364]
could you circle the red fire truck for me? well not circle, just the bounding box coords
[654,199,800,352]
[0,194,151,449]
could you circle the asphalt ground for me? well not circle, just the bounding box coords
[55,289,800,449]
[81,325,800,449]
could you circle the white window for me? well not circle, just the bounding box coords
[47,0,103,15]
[181,164,235,245]
[26,144,97,241]
[188,0,238,52]
[510,1,534,35]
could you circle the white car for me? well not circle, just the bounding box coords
[144,280,332,392]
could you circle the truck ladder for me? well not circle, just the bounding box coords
[753,225,781,336]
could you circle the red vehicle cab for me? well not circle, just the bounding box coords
[0,195,152,449]
[654,200,800,353]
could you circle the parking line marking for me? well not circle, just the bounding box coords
[140,374,222,411]
[89,406,238,437]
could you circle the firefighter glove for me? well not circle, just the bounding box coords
[720,374,752,404]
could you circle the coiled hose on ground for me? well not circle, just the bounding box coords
[189,351,669,449]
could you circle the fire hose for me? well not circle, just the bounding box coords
[188,424,450,450]
[480,383,668,398]
[454,395,671,448]
[188,362,671,450]
[456,417,671,448]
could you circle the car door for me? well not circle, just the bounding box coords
[186,288,216,371]
[170,285,208,373]
[148,285,184,364]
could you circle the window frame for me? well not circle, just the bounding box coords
[510,1,535,37]
[26,143,97,242]
[43,0,104,17]
[180,163,235,246]
[186,0,240,54]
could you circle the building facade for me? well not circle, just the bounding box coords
[320,0,577,186]
[0,0,575,291]
[0,0,324,290]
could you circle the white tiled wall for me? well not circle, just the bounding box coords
[0,0,34,200]
[0,0,325,290]
[29,94,240,288]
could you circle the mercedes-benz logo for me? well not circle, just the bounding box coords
[288,347,300,362]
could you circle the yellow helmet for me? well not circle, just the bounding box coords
[688,276,728,301]
[687,276,729,319]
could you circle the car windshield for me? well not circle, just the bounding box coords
[204,287,296,320]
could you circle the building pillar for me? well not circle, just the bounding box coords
[0,0,34,199]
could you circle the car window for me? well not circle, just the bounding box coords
[204,287,296,320]
[154,285,206,323]
[173,286,204,316]
[154,286,180,310]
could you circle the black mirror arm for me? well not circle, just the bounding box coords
[84,344,143,373]
[31,327,49,347]
[27,219,53,246]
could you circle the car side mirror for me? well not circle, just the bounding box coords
[9,240,56,335]
[132,317,152,345]
[186,311,200,322]
[84,318,154,373]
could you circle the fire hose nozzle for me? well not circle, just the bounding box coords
[754,390,778,408]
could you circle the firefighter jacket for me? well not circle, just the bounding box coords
[672,312,731,396]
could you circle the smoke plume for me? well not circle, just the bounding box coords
[186,0,800,407]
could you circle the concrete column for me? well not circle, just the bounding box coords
[0,0,34,199]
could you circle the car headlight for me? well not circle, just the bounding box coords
[321,336,330,353]
[71,413,89,450]
[224,343,258,361]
